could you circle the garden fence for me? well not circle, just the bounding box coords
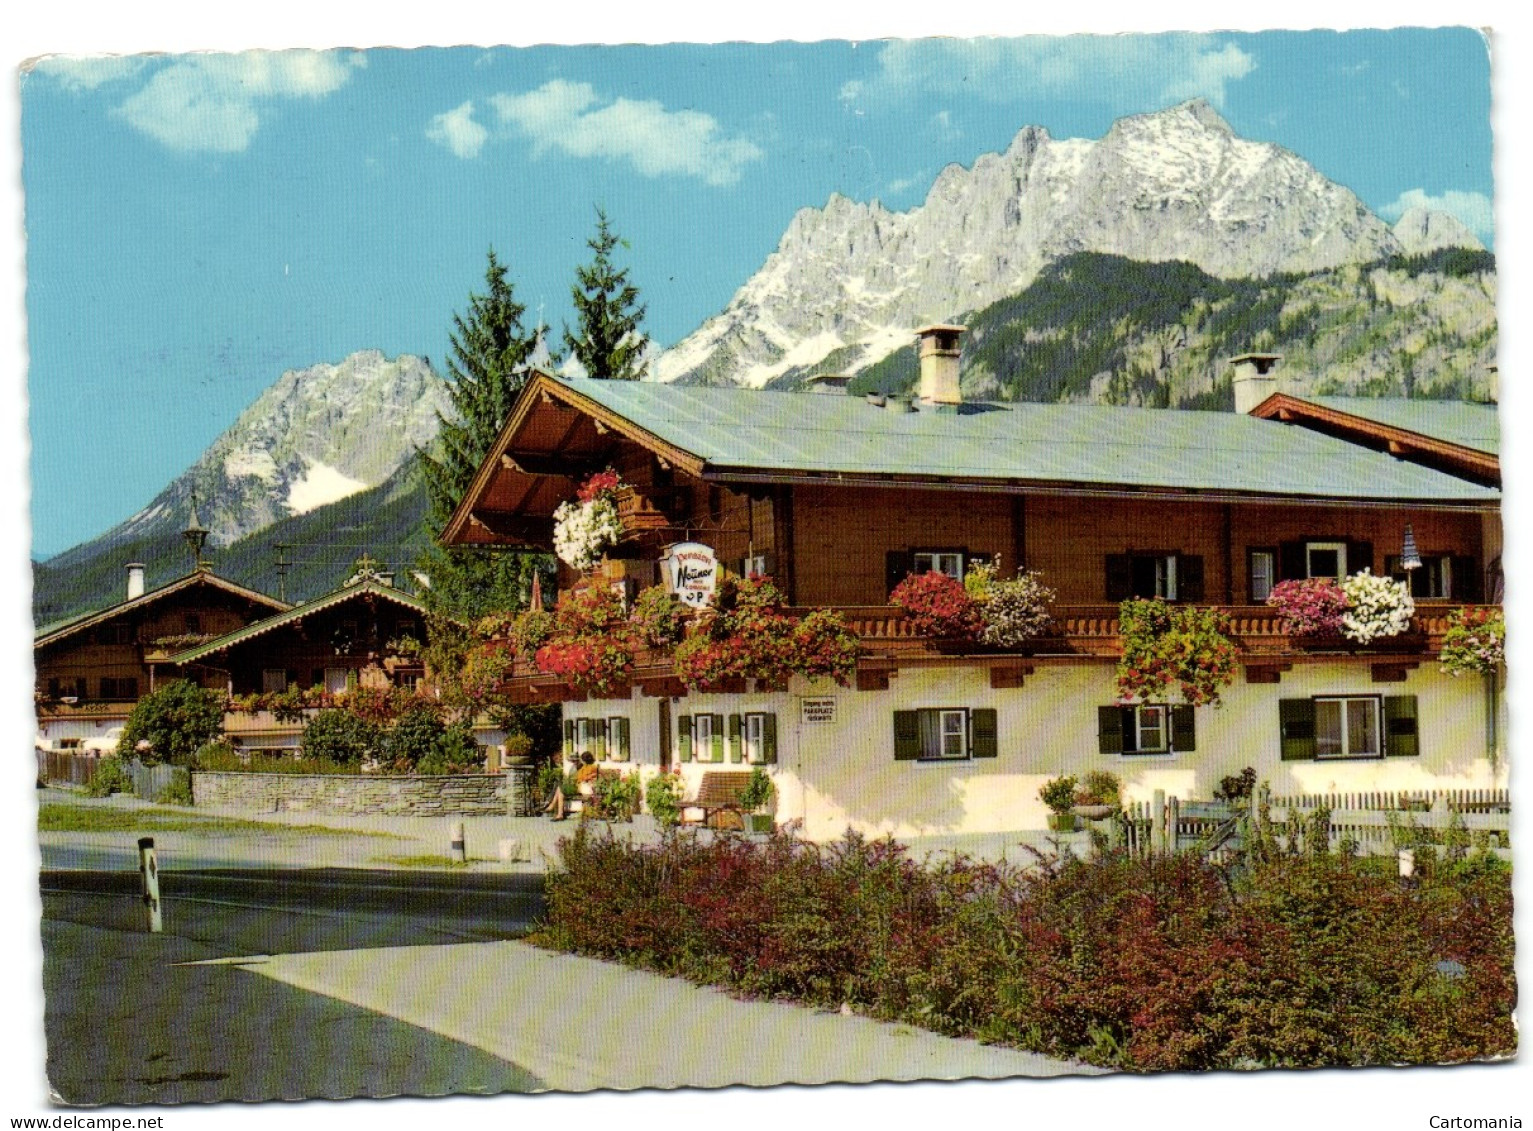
[43,753,179,800]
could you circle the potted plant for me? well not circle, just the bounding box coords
[1039,774,1078,831]
[890,570,984,642]
[500,732,535,767]
[1339,569,1416,645]
[1439,606,1505,677]
[740,766,776,834]
[1072,770,1121,820]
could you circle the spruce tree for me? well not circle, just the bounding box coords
[416,249,549,620]
[563,208,648,380]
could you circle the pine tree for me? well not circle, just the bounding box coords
[416,249,549,620]
[563,208,648,380]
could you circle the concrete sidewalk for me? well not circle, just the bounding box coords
[235,939,1102,1091]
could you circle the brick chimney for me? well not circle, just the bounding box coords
[1230,353,1282,414]
[916,325,964,408]
[126,562,145,601]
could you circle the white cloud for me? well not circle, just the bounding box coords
[490,79,762,186]
[854,34,1256,110]
[107,50,363,153]
[1379,188,1494,241]
[426,100,488,159]
[30,54,147,92]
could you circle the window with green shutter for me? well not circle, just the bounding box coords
[607,717,630,762]
[970,708,998,758]
[710,713,726,762]
[593,718,607,760]
[1279,698,1317,760]
[728,714,744,763]
[677,714,693,762]
[1383,695,1419,758]
[1099,704,1192,755]
[893,708,996,761]
[761,712,778,764]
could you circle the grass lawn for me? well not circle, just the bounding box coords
[37,801,399,838]
[371,854,471,869]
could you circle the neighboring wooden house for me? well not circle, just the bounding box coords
[442,330,1504,839]
[34,562,290,751]
[170,560,429,753]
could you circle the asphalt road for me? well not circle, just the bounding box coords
[40,867,548,1105]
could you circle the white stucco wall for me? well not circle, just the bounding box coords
[556,660,1506,841]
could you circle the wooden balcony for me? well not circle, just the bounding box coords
[614,485,687,538]
[489,602,1498,702]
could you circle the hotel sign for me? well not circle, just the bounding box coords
[663,542,719,608]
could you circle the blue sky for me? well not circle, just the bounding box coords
[18,29,1494,556]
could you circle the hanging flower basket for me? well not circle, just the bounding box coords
[553,470,626,572]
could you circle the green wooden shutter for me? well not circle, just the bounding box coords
[593,718,607,760]
[711,713,725,762]
[728,714,743,763]
[1279,698,1316,761]
[611,717,630,762]
[893,711,921,760]
[1170,705,1196,752]
[1105,555,1133,601]
[563,719,574,758]
[1177,556,1205,602]
[762,713,778,764]
[970,708,998,758]
[1384,696,1420,758]
[1097,706,1125,754]
[678,714,693,762]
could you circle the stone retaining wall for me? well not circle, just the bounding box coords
[191,771,509,816]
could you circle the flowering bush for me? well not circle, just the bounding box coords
[974,565,1056,647]
[673,575,858,688]
[1267,577,1349,638]
[891,570,984,640]
[228,683,333,722]
[1116,598,1237,707]
[631,584,689,648]
[534,587,639,697]
[509,608,556,659]
[553,471,625,571]
[1340,569,1415,644]
[1439,606,1505,676]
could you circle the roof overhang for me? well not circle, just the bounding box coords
[35,570,291,650]
[440,370,706,548]
[1249,393,1500,488]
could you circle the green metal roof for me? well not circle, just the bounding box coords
[1305,396,1500,455]
[559,380,1499,504]
[169,580,427,665]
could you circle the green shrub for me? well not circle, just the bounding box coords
[84,758,134,798]
[416,724,483,775]
[300,709,384,765]
[118,679,225,766]
[154,769,194,806]
[193,747,361,775]
[1038,775,1077,814]
[588,771,642,821]
[384,706,445,770]
[740,766,775,812]
[645,771,684,827]
[535,829,1516,1071]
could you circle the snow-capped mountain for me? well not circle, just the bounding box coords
[655,100,1480,388]
[54,351,446,563]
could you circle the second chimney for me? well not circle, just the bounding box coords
[126,562,145,601]
[916,325,965,409]
[1230,353,1282,414]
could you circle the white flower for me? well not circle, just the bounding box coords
[1340,569,1415,644]
[553,496,624,572]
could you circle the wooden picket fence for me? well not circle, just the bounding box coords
[42,753,180,800]
[1117,787,1511,860]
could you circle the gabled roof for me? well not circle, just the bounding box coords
[35,570,291,649]
[169,579,428,665]
[1249,393,1500,487]
[443,373,1499,546]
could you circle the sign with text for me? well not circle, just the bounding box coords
[663,542,719,609]
[800,698,836,725]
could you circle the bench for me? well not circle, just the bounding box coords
[680,771,754,830]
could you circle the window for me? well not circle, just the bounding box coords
[1105,554,1205,602]
[728,712,779,764]
[676,713,726,763]
[1249,549,1276,603]
[185,614,202,634]
[574,717,606,760]
[1306,542,1347,583]
[100,678,117,700]
[1280,695,1417,761]
[912,551,964,580]
[606,717,631,762]
[1387,554,1478,601]
[324,667,351,695]
[263,669,288,693]
[1098,704,1195,755]
[1315,696,1380,759]
[893,708,998,762]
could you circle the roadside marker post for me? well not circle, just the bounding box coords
[450,821,466,864]
[138,836,163,933]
